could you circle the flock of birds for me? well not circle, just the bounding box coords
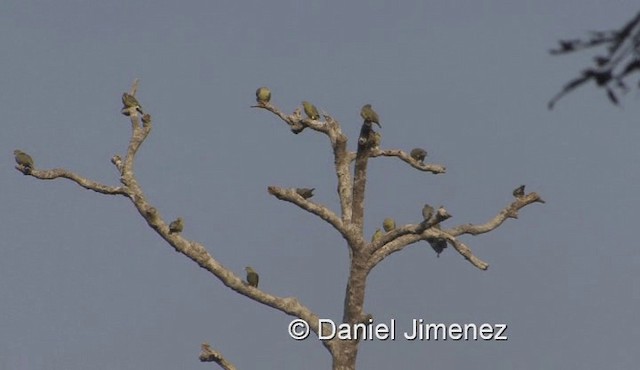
[12,89,529,291]
[255,86,428,163]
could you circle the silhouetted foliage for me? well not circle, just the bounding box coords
[548,11,640,109]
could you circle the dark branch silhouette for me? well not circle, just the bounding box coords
[548,11,640,109]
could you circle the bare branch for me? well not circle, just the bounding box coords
[324,115,354,224]
[448,192,545,237]
[254,101,355,224]
[443,236,489,270]
[367,225,488,270]
[368,206,451,254]
[351,123,374,232]
[199,343,237,370]
[129,78,140,95]
[369,148,446,174]
[369,193,542,270]
[17,167,130,196]
[120,174,338,353]
[267,186,353,244]
[252,103,329,134]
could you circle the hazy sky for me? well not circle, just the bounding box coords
[2,1,639,369]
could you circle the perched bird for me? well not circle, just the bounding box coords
[513,185,526,198]
[360,104,381,127]
[169,217,184,234]
[370,131,382,148]
[14,150,34,170]
[121,93,143,114]
[429,238,447,258]
[302,101,320,120]
[428,232,447,257]
[410,148,427,163]
[245,266,259,288]
[295,187,315,199]
[422,204,434,221]
[141,113,152,125]
[371,228,383,243]
[256,87,271,104]
[383,218,396,232]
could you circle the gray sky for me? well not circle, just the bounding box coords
[2,1,639,369]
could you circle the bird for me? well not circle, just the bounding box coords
[141,113,152,125]
[295,188,315,199]
[245,266,259,288]
[371,131,382,148]
[302,101,320,120]
[422,204,434,222]
[169,217,184,234]
[410,148,427,163]
[121,93,144,114]
[256,87,271,104]
[513,185,525,198]
[360,104,381,127]
[428,238,447,258]
[427,228,448,257]
[371,228,383,243]
[383,218,396,232]
[14,150,34,170]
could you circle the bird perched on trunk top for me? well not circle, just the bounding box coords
[295,187,315,199]
[360,104,381,127]
[256,87,271,104]
[169,217,184,234]
[121,93,144,115]
[302,101,320,120]
[14,150,34,171]
[245,266,259,288]
[410,148,427,163]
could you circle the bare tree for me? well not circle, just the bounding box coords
[548,11,640,109]
[14,80,544,370]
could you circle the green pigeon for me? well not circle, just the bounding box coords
[513,185,525,198]
[371,131,382,148]
[169,217,184,234]
[410,148,427,163]
[422,204,434,222]
[121,93,143,114]
[371,228,383,243]
[382,218,396,232]
[14,150,34,169]
[245,266,259,288]
[360,104,381,128]
[302,101,320,120]
[295,187,315,199]
[256,87,271,104]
